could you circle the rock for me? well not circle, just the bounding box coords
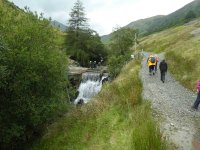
[170,123,174,126]
[77,99,84,105]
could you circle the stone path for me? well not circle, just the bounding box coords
[140,53,200,150]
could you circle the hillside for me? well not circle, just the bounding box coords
[101,15,165,43]
[141,0,200,35]
[125,15,165,35]
[51,20,67,32]
[101,0,200,43]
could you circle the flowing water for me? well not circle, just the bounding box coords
[74,72,107,104]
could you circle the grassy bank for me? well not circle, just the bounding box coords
[32,60,166,150]
[141,20,200,91]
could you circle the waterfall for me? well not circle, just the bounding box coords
[74,72,107,104]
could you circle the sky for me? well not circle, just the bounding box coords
[8,0,194,35]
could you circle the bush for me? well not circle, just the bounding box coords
[0,3,68,149]
[107,54,131,78]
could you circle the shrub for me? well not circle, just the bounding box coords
[0,3,68,149]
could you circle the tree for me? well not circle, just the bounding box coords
[107,27,138,77]
[66,0,107,67]
[184,10,196,23]
[66,0,88,54]
[68,0,88,31]
[110,27,137,55]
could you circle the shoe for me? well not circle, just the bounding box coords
[191,106,197,111]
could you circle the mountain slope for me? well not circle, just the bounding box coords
[126,15,165,35]
[101,0,200,43]
[51,20,67,32]
[101,15,165,43]
[141,0,200,35]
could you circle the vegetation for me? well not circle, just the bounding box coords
[107,27,138,77]
[184,10,196,23]
[141,19,200,91]
[0,1,69,149]
[65,0,107,67]
[32,60,167,150]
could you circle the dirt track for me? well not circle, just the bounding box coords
[140,53,200,150]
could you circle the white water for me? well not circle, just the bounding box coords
[74,72,107,104]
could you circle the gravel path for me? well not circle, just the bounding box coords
[140,52,200,150]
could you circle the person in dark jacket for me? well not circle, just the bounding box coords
[159,59,168,83]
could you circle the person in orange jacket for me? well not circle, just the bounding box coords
[147,54,156,75]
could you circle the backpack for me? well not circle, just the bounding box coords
[150,57,155,63]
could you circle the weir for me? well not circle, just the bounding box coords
[74,72,107,104]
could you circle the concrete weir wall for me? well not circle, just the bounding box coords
[68,66,108,87]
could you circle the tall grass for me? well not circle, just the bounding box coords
[32,60,166,150]
[141,25,192,53]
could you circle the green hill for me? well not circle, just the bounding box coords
[126,15,165,36]
[101,0,200,43]
[101,15,165,44]
[138,0,200,35]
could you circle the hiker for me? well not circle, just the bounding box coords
[159,59,168,83]
[147,54,156,75]
[154,54,159,72]
[192,80,200,110]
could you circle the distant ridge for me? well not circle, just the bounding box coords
[101,15,165,44]
[101,0,200,43]
[51,20,67,32]
[125,15,165,35]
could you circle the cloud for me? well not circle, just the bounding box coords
[9,0,194,35]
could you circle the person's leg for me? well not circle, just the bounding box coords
[193,92,200,109]
[149,66,153,75]
[162,72,165,82]
[155,63,157,72]
[152,65,155,75]
[161,71,165,82]
[149,66,151,75]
